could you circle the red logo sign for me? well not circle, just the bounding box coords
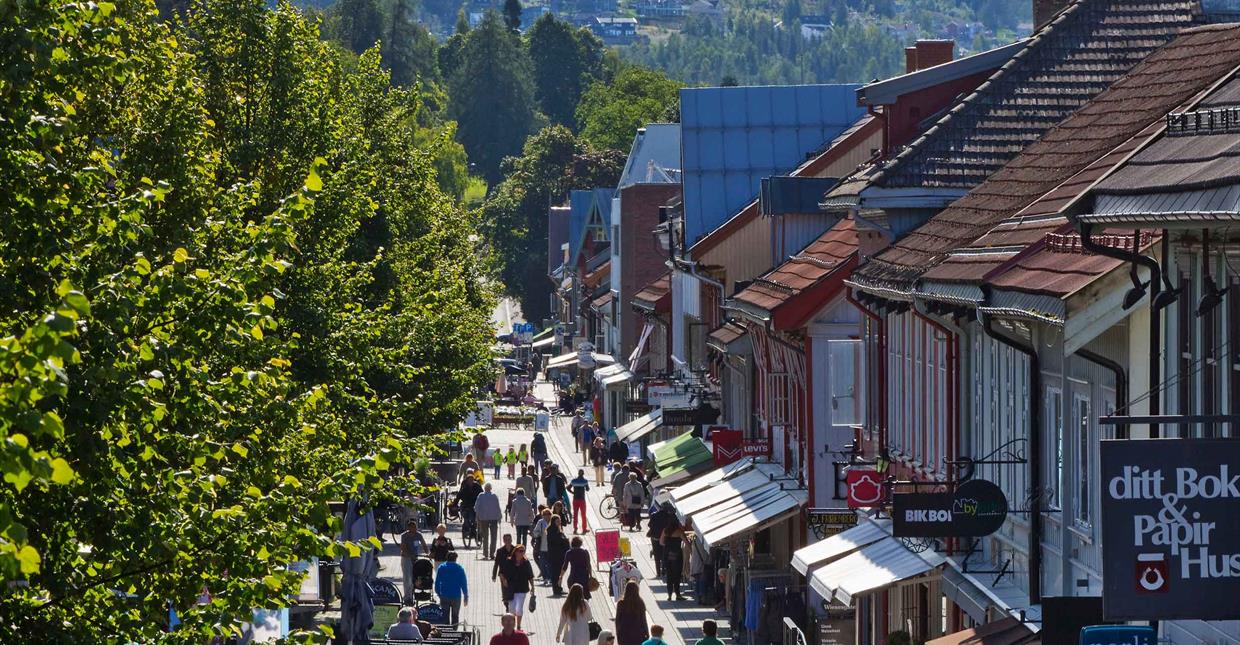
[846,469,886,508]
[1135,553,1169,594]
[711,428,744,466]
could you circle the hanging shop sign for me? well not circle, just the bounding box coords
[712,427,744,465]
[817,603,856,645]
[806,509,857,539]
[845,469,885,508]
[647,385,692,409]
[625,400,654,415]
[661,403,719,427]
[892,479,1008,538]
[1100,438,1240,621]
[1079,626,1156,645]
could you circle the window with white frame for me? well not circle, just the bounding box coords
[1073,393,1093,528]
[767,371,790,425]
[829,339,864,427]
[1046,388,1063,510]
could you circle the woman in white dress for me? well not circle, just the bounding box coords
[556,583,593,645]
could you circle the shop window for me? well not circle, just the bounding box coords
[1073,394,1092,528]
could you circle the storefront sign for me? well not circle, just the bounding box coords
[1100,439,1240,620]
[742,438,771,457]
[845,469,885,508]
[892,479,1008,538]
[817,603,855,645]
[1079,625,1156,645]
[712,427,744,465]
[806,509,856,539]
[661,403,719,427]
[625,400,653,414]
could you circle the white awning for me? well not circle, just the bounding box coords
[809,537,945,606]
[791,519,888,575]
[667,458,756,503]
[616,409,662,443]
[531,336,556,349]
[628,322,655,365]
[593,363,625,381]
[593,363,634,389]
[546,351,617,369]
[699,487,807,550]
[673,464,785,519]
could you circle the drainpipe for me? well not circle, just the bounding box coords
[1078,223,1161,436]
[846,289,887,456]
[978,294,1042,606]
[912,299,962,481]
[1075,348,1129,440]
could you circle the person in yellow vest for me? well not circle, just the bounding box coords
[505,446,518,479]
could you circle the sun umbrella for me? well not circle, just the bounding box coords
[339,498,379,644]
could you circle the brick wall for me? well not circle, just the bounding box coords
[619,184,681,363]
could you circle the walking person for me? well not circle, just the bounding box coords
[472,430,490,463]
[493,533,517,608]
[642,625,670,645]
[647,503,675,577]
[560,536,593,599]
[661,521,686,601]
[608,439,628,466]
[489,613,530,645]
[569,469,590,534]
[515,465,538,508]
[502,545,536,630]
[505,445,518,479]
[475,483,503,557]
[399,519,428,601]
[458,453,481,484]
[530,432,548,478]
[614,580,649,645]
[518,443,529,472]
[531,507,552,581]
[622,473,646,531]
[510,488,535,545]
[546,515,570,596]
[580,423,595,465]
[433,551,468,625]
[544,464,569,511]
[611,463,630,508]
[556,584,594,645]
[429,524,455,565]
[489,447,501,479]
[590,437,607,485]
[694,620,724,645]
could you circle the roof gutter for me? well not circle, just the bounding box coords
[1076,222,1162,435]
[1075,348,1128,440]
[978,287,1041,606]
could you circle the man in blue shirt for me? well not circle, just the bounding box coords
[434,551,469,625]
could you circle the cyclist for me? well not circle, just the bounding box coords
[455,475,483,547]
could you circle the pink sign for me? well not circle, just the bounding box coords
[595,529,621,566]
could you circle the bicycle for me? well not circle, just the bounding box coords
[598,494,620,520]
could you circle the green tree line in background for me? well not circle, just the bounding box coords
[0,0,495,640]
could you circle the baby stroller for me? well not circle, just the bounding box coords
[410,556,435,603]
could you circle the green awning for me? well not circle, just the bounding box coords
[533,327,554,341]
[651,434,713,486]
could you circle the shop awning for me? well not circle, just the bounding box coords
[925,617,1035,645]
[698,486,808,550]
[649,434,713,486]
[938,563,1038,627]
[593,363,633,389]
[673,465,784,518]
[809,537,945,606]
[667,458,757,503]
[546,351,617,369]
[531,336,556,349]
[791,519,888,575]
[616,409,662,443]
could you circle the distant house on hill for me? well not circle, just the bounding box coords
[589,16,638,43]
[685,0,722,23]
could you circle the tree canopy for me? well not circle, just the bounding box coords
[527,13,607,130]
[576,66,681,152]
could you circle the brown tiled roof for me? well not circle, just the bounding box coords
[632,271,671,312]
[843,0,1201,292]
[729,219,858,326]
[707,321,747,353]
[862,21,1240,294]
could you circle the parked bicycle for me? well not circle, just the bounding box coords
[598,493,620,520]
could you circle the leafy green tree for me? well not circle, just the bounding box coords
[384,0,440,85]
[455,7,470,34]
[331,0,385,54]
[503,0,522,31]
[480,126,624,322]
[448,11,541,185]
[576,66,682,151]
[0,1,495,641]
[528,14,605,128]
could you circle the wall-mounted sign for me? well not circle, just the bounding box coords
[742,438,771,457]
[806,509,856,539]
[648,385,692,410]
[625,400,654,415]
[1079,625,1156,645]
[712,428,744,466]
[845,469,885,508]
[661,404,719,427]
[1100,438,1240,620]
[892,479,1008,538]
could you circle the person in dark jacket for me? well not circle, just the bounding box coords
[545,515,570,596]
[608,439,628,465]
[530,433,548,477]
[646,503,675,577]
[560,536,593,599]
[614,580,649,645]
[660,522,686,601]
[543,465,569,509]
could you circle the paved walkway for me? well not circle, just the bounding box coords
[375,379,732,644]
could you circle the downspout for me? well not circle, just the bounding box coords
[912,298,959,481]
[1078,222,1161,436]
[978,293,1042,606]
[1075,349,1129,440]
[846,288,887,456]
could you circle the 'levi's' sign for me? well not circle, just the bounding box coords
[1100,439,1240,620]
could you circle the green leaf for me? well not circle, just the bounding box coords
[173,247,189,263]
[64,291,90,316]
[305,169,323,192]
[49,458,74,485]
[231,443,248,458]
[16,545,41,575]
[135,256,152,275]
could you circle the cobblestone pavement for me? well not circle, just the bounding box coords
[374,379,733,644]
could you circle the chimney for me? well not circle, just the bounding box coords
[1033,0,1071,29]
[914,40,954,70]
[904,47,919,74]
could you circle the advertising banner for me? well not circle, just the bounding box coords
[892,479,1007,538]
[1100,438,1240,620]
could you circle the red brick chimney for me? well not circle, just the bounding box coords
[914,40,954,70]
[1034,0,1071,29]
[904,47,919,74]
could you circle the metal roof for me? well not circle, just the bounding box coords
[618,123,681,188]
[679,84,864,247]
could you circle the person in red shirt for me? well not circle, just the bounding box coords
[489,613,530,645]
